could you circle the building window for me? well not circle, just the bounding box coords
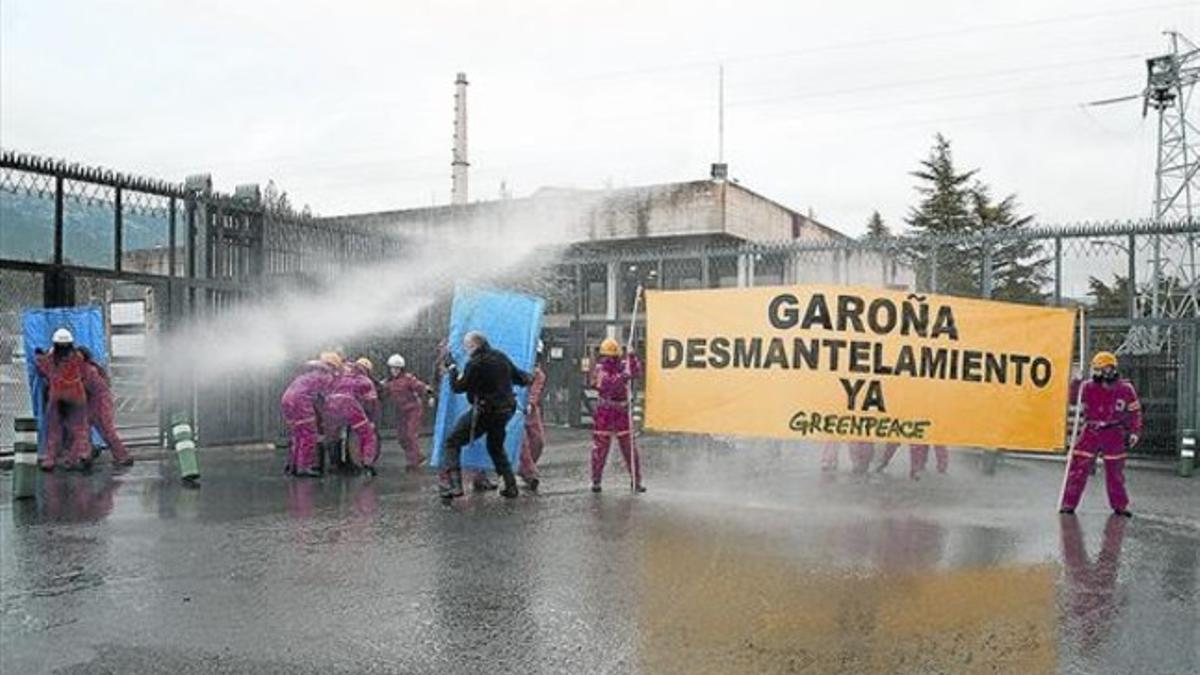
[581,263,607,315]
[546,264,577,315]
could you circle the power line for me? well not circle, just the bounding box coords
[574,1,1196,81]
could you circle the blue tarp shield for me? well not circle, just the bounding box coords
[22,306,108,455]
[431,287,545,472]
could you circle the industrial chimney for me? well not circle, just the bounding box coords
[452,72,469,205]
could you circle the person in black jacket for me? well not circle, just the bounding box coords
[441,331,532,499]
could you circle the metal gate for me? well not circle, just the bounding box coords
[1087,318,1198,457]
[557,319,646,429]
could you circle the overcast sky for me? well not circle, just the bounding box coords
[2,0,1197,234]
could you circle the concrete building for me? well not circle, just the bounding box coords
[322,165,912,332]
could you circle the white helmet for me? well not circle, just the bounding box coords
[386,354,405,369]
[52,328,74,345]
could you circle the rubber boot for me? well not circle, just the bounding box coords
[441,469,464,499]
[499,472,519,499]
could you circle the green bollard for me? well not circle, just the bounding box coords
[1181,430,1196,478]
[12,417,39,500]
[170,412,200,484]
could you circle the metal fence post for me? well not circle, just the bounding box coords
[929,242,939,294]
[981,236,994,299]
[168,197,177,278]
[1127,233,1137,319]
[114,186,123,272]
[1054,235,1063,305]
[53,175,63,266]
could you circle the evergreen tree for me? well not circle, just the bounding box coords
[970,184,1049,303]
[905,134,1049,301]
[861,211,890,241]
[905,134,978,296]
[1088,275,1132,318]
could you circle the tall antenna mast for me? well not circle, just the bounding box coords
[452,72,470,206]
[711,64,729,181]
[1087,30,1200,333]
[718,64,725,164]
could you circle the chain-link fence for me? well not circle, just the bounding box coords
[3,149,1197,459]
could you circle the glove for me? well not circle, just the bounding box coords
[1128,434,1139,448]
[442,354,457,371]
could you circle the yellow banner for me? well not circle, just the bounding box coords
[645,285,1076,451]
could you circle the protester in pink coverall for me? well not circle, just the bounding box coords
[590,338,644,493]
[875,443,945,479]
[324,358,381,473]
[34,328,92,471]
[517,346,547,491]
[78,348,133,466]
[910,445,949,476]
[820,442,876,474]
[820,442,840,471]
[1060,351,1142,516]
[281,355,340,477]
[383,353,432,470]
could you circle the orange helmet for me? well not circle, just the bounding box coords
[1091,351,1118,370]
[319,352,344,369]
[355,357,374,374]
[599,338,621,357]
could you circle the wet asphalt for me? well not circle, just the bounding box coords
[1,432,1197,675]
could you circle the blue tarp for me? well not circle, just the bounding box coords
[22,306,108,456]
[431,286,545,472]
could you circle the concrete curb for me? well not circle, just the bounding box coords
[995,449,1184,474]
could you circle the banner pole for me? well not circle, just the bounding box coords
[1057,307,1087,511]
[627,285,644,493]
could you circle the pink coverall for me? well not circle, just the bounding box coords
[324,366,380,467]
[820,442,876,473]
[1060,514,1127,653]
[591,354,641,486]
[383,372,430,468]
[876,443,943,477]
[35,350,92,468]
[1061,378,1142,512]
[518,366,547,482]
[81,360,132,463]
[280,361,336,473]
[910,445,949,475]
[820,442,840,470]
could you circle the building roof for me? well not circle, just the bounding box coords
[320,176,848,245]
